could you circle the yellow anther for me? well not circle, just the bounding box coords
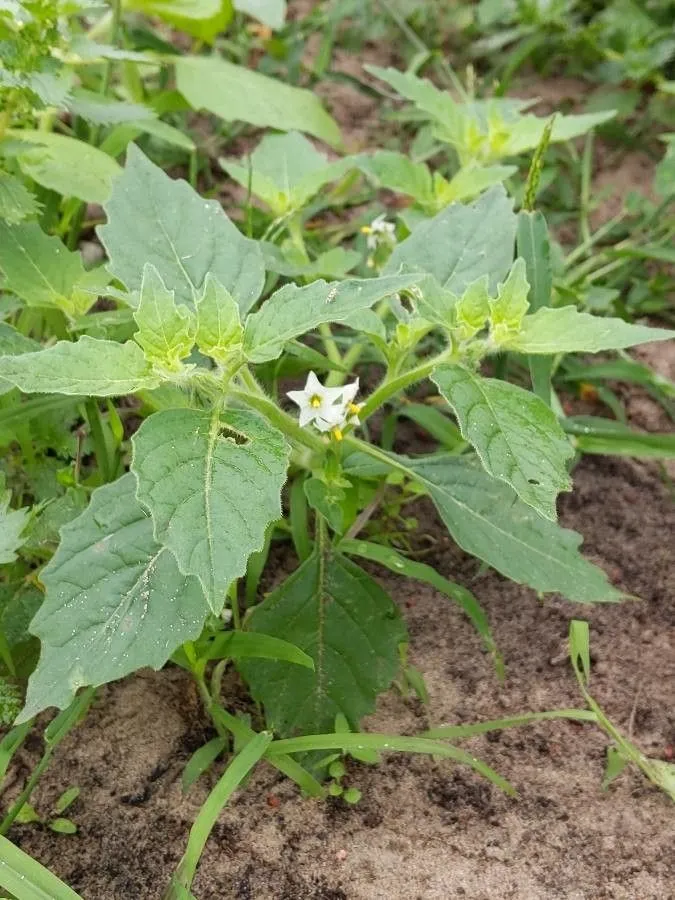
[310,395,322,408]
[347,402,361,416]
[331,427,343,441]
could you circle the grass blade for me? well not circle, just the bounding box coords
[0,834,83,900]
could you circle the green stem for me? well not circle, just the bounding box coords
[0,749,55,835]
[579,131,594,246]
[359,349,453,421]
[227,582,241,631]
[85,399,112,482]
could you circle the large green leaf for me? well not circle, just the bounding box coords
[221,131,355,215]
[175,57,342,148]
[7,130,121,204]
[238,545,406,735]
[406,454,622,603]
[131,408,289,613]
[19,475,209,721]
[503,307,675,354]
[0,171,41,224]
[0,336,161,396]
[0,479,29,565]
[384,186,516,295]
[0,220,105,317]
[98,145,264,314]
[432,365,572,520]
[243,274,419,363]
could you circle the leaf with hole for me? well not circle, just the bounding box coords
[132,408,289,613]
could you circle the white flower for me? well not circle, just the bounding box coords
[287,371,344,427]
[362,214,396,251]
[341,378,361,425]
[287,373,362,439]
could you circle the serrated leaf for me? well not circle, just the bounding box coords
[503,306,675,354]
[7,130,121,204]
[19,474,209,721]
[134,264,196,370]
[406,454,622,603]
[221,131,355,215]
[0,336,161,396]
[0,482,29,565]
[131,408,289,612]
[238,546,406,735]
[243,274,419,363]
[0,171,40,224]
[488,257,530,331]
[432,366,573,520]
[195,273,242,364]
[176,56,342,148]
[98,145,264,315]
[0,220,102,317]
[384,186,516,295]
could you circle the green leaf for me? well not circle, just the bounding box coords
[54,787,80,814]
[98,145,264,314]
[19,475,208,722]
[503,307,675,354]
[425,708,597,740]
[195,274,242,364]
[563,417,675,459]
[267,731,514,795]
[507,111,615,156]
[7,130,121,204]
[182,736,227,792]
[134,264,196,370]
[203,631,314,669]
[221,131,355,216]
[384,186,516,295]
[131,408,289,613]
[406,454,623,603]
[432,366,572,520]
[488,257,530,334]
[233,0,286,28]
[0,220,104,317]
[0,323,40,395]
[243,274,419,363]
[304,477,345,533]
[49,818,77,835]
[396,403,465,450]
[437,165,517,205]
[0,833,84,900]
[175,57,342,148]
[360,151,435,208]
[603,745,629,789]
[126,0,233,40]
[517,210,553,404]
[67,90,156,125]
[0,479,29,564]
[0,171,40,224]
[339,538,501,674]
[239,545,406,736]
[0,336,160,396]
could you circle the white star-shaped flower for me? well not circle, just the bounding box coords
[287,371,345,428]
[341,378,361,425]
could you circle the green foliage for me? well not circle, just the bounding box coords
[239,538,406,736]
[20,475,209,721]
[175,57,342,147]
[131,409,289,612]
[98,146,265,314]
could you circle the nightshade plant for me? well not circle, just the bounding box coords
[0,144,673,741]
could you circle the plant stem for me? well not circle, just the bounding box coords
[232,378,326,455]
[359,349,453,421]
[85,399,112,482]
